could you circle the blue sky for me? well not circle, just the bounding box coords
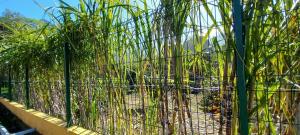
[0,0,78,20]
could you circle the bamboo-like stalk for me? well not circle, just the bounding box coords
[0,0,299,134]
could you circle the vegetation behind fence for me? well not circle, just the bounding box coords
[0,0,299,134]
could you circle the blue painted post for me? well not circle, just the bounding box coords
[232,0,249,134]
[64,42,72,127]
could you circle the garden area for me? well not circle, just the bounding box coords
[0,0,299,134]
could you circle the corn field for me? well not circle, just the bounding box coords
[0,0,299,134]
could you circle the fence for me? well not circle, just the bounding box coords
[0,0,299,134]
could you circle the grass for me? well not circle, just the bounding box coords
[0,87,8,98]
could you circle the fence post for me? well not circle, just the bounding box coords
[8,66,12,101]
[0,81,2,97]
[25,63,30,109]
[232,0,249,134]
[64,42,72,127]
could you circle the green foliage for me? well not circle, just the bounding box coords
[0,0,299,134]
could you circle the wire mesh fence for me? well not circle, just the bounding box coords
[0,0,299,134]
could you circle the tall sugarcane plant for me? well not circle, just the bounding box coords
[0,0,299,134]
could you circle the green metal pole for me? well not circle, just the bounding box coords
[0,81,2,97]
[232,0,249,134]
[25,63,30,109]
[64,42,72,127]
[8,66,12,101]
